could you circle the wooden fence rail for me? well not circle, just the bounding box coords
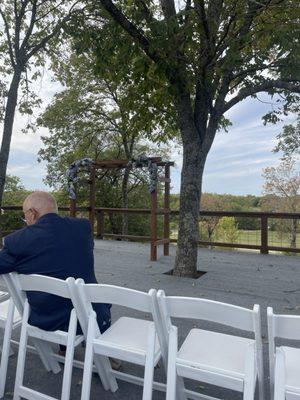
[1,206,300,254]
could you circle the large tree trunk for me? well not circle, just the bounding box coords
[174,139,208,276]
[0,67,22,248]
[173,93,218,276]
[0,67,22,206]
[173,96,212,277]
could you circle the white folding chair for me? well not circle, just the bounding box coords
[3,272,63,376]
[157,291,264,400]
[267,307,300,400]
[11,274,84,400]
[70,279,162,400]
[0,292,22,398]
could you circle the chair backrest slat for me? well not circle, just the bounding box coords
[69,278,94,337]
[17,274,70,299]
[159,293,255,332]
[83,284,153,313]
[268,308,300,341]
[267,306,300,394]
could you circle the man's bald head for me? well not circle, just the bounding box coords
[23,191,58,225]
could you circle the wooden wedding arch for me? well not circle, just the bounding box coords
[69,157,174,261]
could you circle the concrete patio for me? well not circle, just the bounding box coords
[1,240,300,399]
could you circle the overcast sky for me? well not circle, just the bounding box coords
[2,74,295,196]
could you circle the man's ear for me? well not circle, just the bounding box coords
[31,208,39,222]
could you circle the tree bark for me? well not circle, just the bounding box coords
[173,91,219,276]
[0,67,22,206]
[173,93,212,277]
[174,138,208,276]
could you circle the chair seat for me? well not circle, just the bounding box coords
[177,328,254,377]
[0,300,21,327]
[95,317,161,363]
[281,346,300,390]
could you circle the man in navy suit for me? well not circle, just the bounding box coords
[0,191,111,335]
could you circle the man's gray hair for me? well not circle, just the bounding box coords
[23,191,58,215]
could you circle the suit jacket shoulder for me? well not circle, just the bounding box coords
[4,225,35,256]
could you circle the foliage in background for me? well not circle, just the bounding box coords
[274,116,300,159]
[262,158,300,247]
[1,175,29,234]
[215,217,239,244]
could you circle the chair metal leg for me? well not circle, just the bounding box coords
[13,300,30,400]
[0,299,14,398]
[61,309,77,400]
[142,325,156,400]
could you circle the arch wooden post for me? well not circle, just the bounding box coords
[164,164,170,256]
[150,187,158,261]
[70,178,77,217]
[70,199,76,217]
[89,164,96,233]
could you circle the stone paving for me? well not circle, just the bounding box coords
[1,240,300,399]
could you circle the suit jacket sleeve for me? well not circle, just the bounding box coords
[0,237,17,274]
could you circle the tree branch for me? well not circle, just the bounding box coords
[0,7,16,67]
[139,1,156,25]
[14,0,28,56]
[183,0,192,26]
[35,0,66,23]
[223,80,300,113]
[21,0,38,51]
[25,11,72,60]
[160,0,176,20]
[194,0,211,45]
[99,0,161,64]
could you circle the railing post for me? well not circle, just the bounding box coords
[150,189,158,261]
[96,210,104,239]
[89,165,96,231]
[261,215,269,254]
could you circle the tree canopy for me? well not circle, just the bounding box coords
[0,0,81,206]
[274,116,300,158]
[67,0,300,276]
